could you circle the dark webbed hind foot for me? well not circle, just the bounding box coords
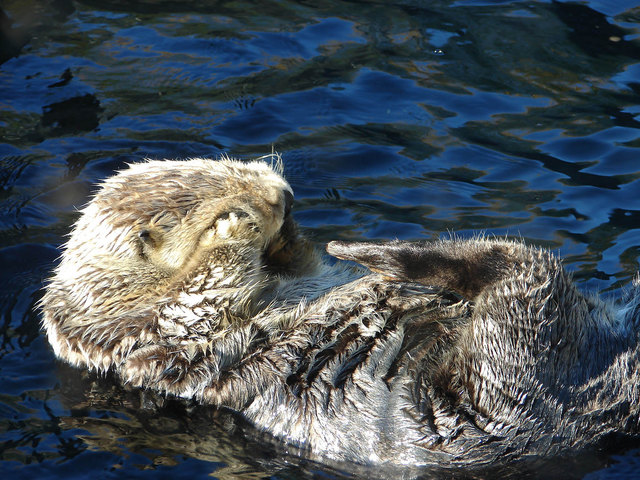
[327,239,513,300]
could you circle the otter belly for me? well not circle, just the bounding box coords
[242,280,478,466]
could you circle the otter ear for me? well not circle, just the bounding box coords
[138,228,163,250]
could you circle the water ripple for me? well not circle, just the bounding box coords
[1,0,640,478]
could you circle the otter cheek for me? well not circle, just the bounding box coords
[200,228,218,247]
[261,205,285,244]
[200,228,225,249]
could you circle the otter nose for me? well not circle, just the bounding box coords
[283,189,294,217]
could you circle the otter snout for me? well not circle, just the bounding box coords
[283,189,294,218]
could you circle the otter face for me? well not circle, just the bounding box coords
[49,158,297,319]
[114,159,294,277]
[41,157,308,370]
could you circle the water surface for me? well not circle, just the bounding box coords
[1,0,640,478]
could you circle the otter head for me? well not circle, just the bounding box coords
[41,157,305,368]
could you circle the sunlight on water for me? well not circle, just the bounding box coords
[1,0,639,478]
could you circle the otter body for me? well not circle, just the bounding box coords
[41,158,640,468]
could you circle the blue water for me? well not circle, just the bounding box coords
[1,0,640,478]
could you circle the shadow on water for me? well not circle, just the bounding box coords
[1,0,640,478]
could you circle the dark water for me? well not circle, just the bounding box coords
[1,0,640,478]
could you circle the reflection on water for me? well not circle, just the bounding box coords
[1,0,639,478]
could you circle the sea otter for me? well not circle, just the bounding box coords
[41,157,640,468]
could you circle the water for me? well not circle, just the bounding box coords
[1,0,640,478]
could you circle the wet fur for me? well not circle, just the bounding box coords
[41,158,640,468]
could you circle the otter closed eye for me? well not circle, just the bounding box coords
[40,156,640,470]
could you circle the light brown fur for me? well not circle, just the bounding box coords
[41,157,640,468]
